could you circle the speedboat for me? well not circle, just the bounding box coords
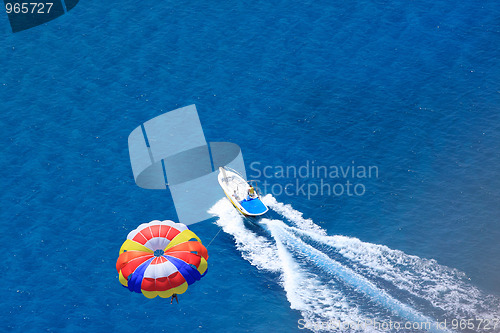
[218,166,268,216]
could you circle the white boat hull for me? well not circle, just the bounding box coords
[217,167,268,216]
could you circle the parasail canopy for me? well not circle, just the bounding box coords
[116,220,208,298]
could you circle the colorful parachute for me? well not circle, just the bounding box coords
[116,220,208,298]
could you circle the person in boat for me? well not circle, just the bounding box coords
[171,293,178,304]
[233,190,240,201]
[247,186,257,200]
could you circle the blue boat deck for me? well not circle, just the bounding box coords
[240,197,268,215]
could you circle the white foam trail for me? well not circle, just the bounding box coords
[264,219,448,333]
[265,195,500,321]
[285,225,500,320]
[272,225,379,333]
[262,194,326,235]
[208,198,281,272]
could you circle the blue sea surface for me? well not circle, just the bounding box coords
[1,0,499,332]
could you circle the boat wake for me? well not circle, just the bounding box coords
[208,195,500,332]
